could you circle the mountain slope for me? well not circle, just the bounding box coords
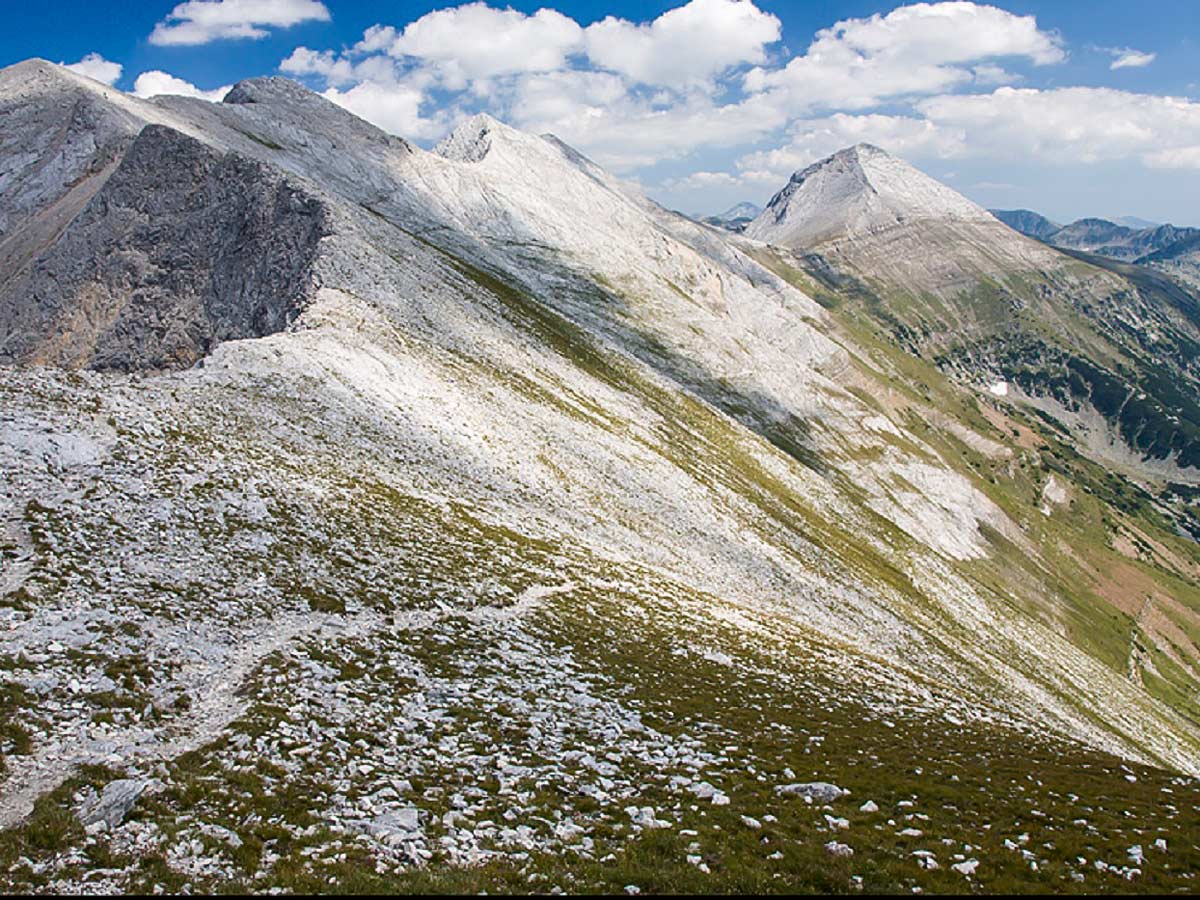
[745,144,1064,304]
[742,144,1200,483]
[1140,232,1200,292]
[992,204,1200,265]
[2,61,1200,893]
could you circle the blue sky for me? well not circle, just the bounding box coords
[4,1,1198,224]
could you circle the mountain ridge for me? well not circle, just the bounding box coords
[738,143,1200,482]
[2,60,1200,893]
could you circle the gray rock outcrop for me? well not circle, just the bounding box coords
[776,781,846,803]
[0,122,329,370]
[77,779,147,828]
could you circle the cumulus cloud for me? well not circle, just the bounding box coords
[132,71,233,103]
[729,85,1200,189]
[321,79,448,141]
[273,0,789,169]
[916,87,1200,168]
[584,0,780,88]
[150,0,330,46]
[736,112,967,182]
[1108,48,1156,70]
[508,73,786,170]
[744,2,1064,112]
[661,170,742,190]
[63,53,122,87]
[1145,147,1200,169]
[378,3,584,88]
[280,47,357,85]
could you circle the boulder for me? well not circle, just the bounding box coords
[77,779,146,828]
[776,781,845,803]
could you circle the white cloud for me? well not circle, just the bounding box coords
[726,83,1200,196]
[132,71,233,103]
[63,53,122,87]
[508,73,786,171]
[381,3,584,88]
[508,70,628,129]
[661,170,741,190]
[280,48,355,85]
[267,0,1195,201]
[275,1,789,169]
[916,87,1200,168]
[736,112,967,182]
[745,2,1063,112]
[321,80,446,141]
[150,0,331,47]
[584,0,780,88]
[1109,48,1156,70]
[971,64,1017,86]
[1145,147,1200,169]
[278,47,403,87]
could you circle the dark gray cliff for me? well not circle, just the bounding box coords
[0,124,330,370]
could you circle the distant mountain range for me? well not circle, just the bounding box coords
[991,209,1200,263]
[701,201,762,233]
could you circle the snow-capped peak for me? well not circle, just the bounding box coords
[745,143,993,249]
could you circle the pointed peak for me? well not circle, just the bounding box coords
[838,142,889,162]
[790,143,891,184]
[462,111,506,131]
[748,143,990,248]
[435,112,530,163]
[1,58,61,77]
[0,57,110,93]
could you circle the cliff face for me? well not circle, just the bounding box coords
[0,124,328,370]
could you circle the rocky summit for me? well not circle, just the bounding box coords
[1,60,1199,895]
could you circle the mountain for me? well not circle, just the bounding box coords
[744,145,1064,302]
[747,144,996,246]
[994,209,1200,264]
[715,201,762,221]
[1117,215,1161,229]
[990,208,1061,240]
[1141,231,1200,293]
[3,61,1200,893]
[700,201,762,233]
[742,144,1200,484]
[1048,218,1200,262]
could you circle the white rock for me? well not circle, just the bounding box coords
[825,841,854,858]
[776,782,844,803]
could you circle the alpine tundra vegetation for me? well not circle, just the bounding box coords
[1,6,1199,893]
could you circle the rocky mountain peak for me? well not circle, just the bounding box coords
[0,57,110,97]
[746,143,993,248]
[221,76,311,105]
[434,112,513,163]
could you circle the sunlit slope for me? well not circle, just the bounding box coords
[1,63,1199,895]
